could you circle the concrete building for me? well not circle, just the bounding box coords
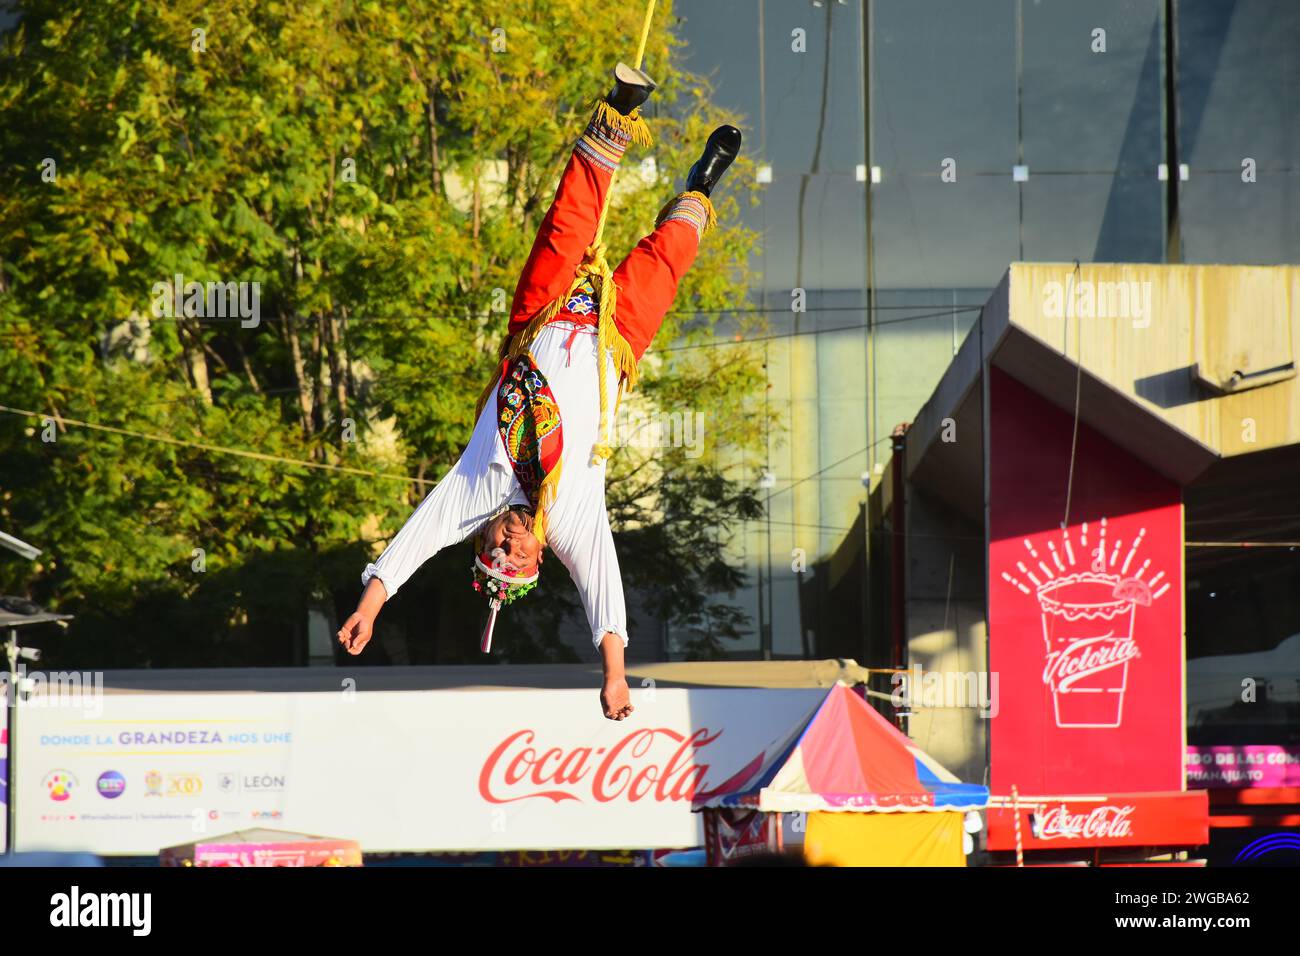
[677,1,1300,861]
[872,262,1299,859]
[677,0,1300,670]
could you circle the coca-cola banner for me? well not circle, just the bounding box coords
[986,790,1208,850]
[16,686,824,855]
[988,369,1186,812]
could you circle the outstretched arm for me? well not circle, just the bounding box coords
[338,434,516,655]
[548,501,633,720]
[338,576,388,655]
[598,631,632,721]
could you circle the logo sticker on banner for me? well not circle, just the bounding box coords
[44,770,77,803]
[96,771,126,799]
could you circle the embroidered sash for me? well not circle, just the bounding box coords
[495,354,563,517]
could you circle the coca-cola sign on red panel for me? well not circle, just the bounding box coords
[986,791,1208,850]
[987,369,1186,838]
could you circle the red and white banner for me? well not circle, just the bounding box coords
[987,790,1208,850]
[16,686,823,855]
[702,808,782,865]
[987,369,1189,845]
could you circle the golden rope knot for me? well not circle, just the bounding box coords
[580,242,611,277]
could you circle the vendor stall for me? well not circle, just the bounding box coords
[694,684,988,866]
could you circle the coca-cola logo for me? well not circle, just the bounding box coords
[479,727,760,805]
[1032,804,1135,841]
[1042,634,1140,689]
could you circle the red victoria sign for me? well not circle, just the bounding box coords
[987,371,1188,847]
[986,790,1208,850]
[478,727,761,805]
[986,370,1194,848]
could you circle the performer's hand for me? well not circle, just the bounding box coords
[601,677,633,721]
[337,612,374,656]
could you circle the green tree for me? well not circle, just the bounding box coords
[0,0,771,666]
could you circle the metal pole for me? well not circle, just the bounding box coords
[4,627,17,857]
[861,0,876,666]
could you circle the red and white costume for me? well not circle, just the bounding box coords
[362,107,711,650]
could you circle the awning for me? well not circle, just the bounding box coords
[694,684,989,813]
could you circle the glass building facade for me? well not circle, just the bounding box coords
[670,0,1300,690]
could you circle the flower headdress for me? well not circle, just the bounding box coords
[471,506,541,652]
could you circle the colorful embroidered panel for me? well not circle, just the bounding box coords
[575,113,632,174]
[563,277,599,318]
[496,355,563,509]
[660,193,711,238]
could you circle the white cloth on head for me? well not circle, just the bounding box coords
[361,320,628,650]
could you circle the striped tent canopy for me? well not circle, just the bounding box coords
[693,684,989,813]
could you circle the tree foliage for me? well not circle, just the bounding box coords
[0,0,770,666]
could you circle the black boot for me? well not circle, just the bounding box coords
[686,125,742,197]
[606,61,656,116]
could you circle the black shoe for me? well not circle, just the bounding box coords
[606,62,656,116]
[686,125,742,197]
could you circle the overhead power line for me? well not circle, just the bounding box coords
[0,403,427,486]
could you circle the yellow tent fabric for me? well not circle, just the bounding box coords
[803,811,966,867]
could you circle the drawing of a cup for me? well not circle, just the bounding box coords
[1037,573,1139,728]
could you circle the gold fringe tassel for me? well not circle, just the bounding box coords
[476,183,711,472]
[516,348,565,549]
[530,451,563,550]
[590,98,653,148]
[472,269,640,466]
[473,335,511,422]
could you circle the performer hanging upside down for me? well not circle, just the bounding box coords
[337,64,741,721]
